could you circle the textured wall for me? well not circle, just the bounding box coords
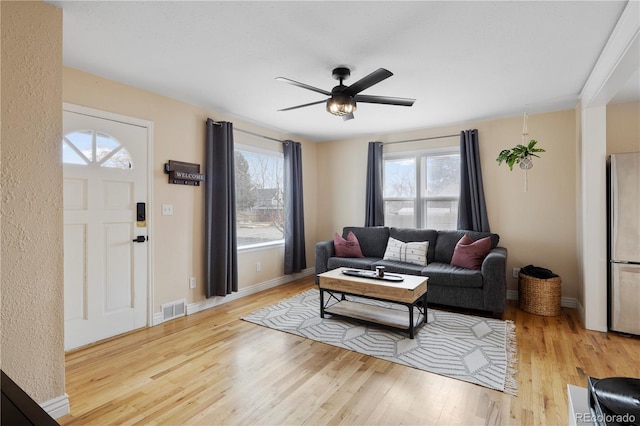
[1,1,65,403]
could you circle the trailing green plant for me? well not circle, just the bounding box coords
[496,139,545,171]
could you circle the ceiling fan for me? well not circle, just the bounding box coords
[276,67,415,121]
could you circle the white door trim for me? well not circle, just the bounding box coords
[63,102,155,327]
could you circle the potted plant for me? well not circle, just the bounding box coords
[496,139,545,171]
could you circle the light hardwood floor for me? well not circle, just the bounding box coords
[59,276,640,425]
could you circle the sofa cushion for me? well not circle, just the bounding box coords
[372,259,425,276]
[423,262,484,288]
[450,234,492,270]
[382,237,428,266]
[389,228,438,263]
[327,256,379,271]
[434,230,499,264]
[342,226,390,258]
[334,231,364,258]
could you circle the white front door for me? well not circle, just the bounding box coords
[63,109,149,351]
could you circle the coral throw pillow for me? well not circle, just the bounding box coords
[450,234,492,270]
[334,231,364,258]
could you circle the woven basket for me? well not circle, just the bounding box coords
[518,272,562,316]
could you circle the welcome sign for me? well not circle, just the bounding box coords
[164,160,205,186]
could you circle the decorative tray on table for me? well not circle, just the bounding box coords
[341,269,404,282]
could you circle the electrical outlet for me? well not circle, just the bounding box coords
[512,267,521,278]
[162,204,174,216]
[256,262,261,272]
[189,276,196,289]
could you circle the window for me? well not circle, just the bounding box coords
[62,130,132,169]
[235,145,284,249]
[383,149,460,230]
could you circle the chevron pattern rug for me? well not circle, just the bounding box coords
[242,289,517,395]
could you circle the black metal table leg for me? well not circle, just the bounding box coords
[320,288,325,318]
[409,304,415,339]
[422,293,428,322]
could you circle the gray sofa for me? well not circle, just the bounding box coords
[315,226,508,315]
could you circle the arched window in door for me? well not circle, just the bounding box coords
[62,130,133,169]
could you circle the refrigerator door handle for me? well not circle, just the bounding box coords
[610,260,640,265]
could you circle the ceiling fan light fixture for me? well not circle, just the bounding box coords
[278,67,413,119]
[326,93,356,116]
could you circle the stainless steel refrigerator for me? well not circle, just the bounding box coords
[608,152,640,335]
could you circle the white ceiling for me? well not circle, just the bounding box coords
[49,1,633,142]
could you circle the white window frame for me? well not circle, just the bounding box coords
[383,147,460,229]
[62,129,134,169]
[234,143,285,252]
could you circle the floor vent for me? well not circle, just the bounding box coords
[161,299,186,322]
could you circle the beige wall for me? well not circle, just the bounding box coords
[607,101,640,154]
[63,67,318,310]
[1,1,65,403]
[317,110,579,299]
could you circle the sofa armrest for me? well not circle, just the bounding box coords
[315,240,335,284]
[481,246,508,314]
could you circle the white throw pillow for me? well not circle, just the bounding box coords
[382,237,405,262]
[404,240,429,266]
[382,237,428,266]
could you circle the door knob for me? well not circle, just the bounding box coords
[132,236,147,243]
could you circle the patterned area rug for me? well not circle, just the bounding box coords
[242,289,517,395]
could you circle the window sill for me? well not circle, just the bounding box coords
[238,240,285,253]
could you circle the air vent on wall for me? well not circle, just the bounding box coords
[161,299,186,322]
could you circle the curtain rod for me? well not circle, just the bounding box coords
[210,119,286,144]
[210,118,457,145]
[383,133,459,145]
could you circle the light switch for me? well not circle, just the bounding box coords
[162,204,174,216]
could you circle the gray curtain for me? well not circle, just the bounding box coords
[365,141,384,226]
[458,129,490,232]
[204,119,238,297]
[283,140,306,274]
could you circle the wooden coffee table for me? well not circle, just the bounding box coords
[317,267,428,338]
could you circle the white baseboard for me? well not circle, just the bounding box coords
[152,311,163,326]
[562,296,578,309]
[187,267,314,315]
[41,393,69,419]
[152,268,315,325]
[507,290,578,309]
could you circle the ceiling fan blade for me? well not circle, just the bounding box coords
[278,99,327,112]
[342,113,355,121]
[355,94,415,107]
[343,68,393,96]
[275,77,332,96]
